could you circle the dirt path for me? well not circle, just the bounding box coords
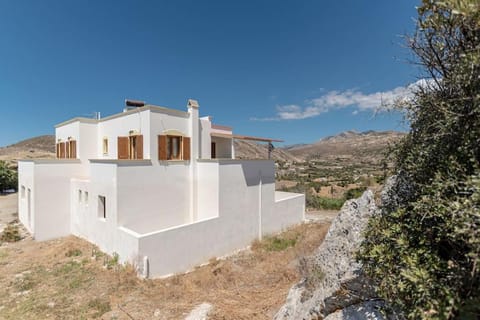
[0,193,18,231]
[0,219,330,319]
[305,209,339,224]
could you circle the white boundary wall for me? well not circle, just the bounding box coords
[128,159,304,278]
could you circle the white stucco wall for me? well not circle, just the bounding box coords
[134,159,302,278]
[211,137,233,159]
[18,161,35,233]
[149,110,189,163]
[27,160,82,241]
[196,162,219,220]
[263,191,305,235]
[199,118,212,159]
[79,122,98,161]
[115,161,191,234]
[70,162,119,254]
[98,110,151,159]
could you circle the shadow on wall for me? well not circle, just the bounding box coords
[239,160,275,186]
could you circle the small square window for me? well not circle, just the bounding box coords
[98,195,106,219]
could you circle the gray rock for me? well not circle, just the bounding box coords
[323,300,389,320]
[274,190,379,319]
[185,302,212,320]
[380,173,415,213]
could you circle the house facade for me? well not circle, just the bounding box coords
[17,99,305,278]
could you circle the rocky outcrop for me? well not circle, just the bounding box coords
[274,190,390,319]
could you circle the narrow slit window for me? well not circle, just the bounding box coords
[21,185,26,198]
[102,138,108,155]
[98,195,106,219]
[78,190,82,203]
[84,191,89,205]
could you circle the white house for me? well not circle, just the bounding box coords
[17,99,305,278]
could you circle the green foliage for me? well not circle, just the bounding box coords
[261,235,298,251]
[0,161,17,191]
[358,1,480,318]
[308,196,345,210]
[104,252,120,269]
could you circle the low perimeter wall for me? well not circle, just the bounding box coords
[263,192,305,236]
[132,192,305,278]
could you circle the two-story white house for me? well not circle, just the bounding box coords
[17,99,305,278]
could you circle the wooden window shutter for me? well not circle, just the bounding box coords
[65,141,70,158]
[135,135,143,160]
[59,142,66,158]
[158,135,167,160]
[118,137,129,159]
[183,137,191,160]
[70,140,77,159]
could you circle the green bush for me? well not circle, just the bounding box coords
[0,161,17,192]
[262,236,297,251]
[308,196,345,210]
[358,1,480,318]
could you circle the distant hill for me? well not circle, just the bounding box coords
[0,135,56,168]
[234,140,300,162]
[286,130,405,164]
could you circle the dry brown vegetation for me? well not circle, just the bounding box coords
[0,222,329,320]
[0,135,55,168]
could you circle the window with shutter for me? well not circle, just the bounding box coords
[158,135,191,160]
[118,137,129,159]
[59,142,66,158]
[183,137,191,160]
[158,135,167,160]
[70,140,77,158]
[65,141,70,158]
[134,135,143,159]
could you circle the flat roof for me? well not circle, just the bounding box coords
[55,105,189,128]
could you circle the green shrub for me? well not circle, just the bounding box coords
[257,234,298,252]
[358,1,480,318]
[0,161,17,191]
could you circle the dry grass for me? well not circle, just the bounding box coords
[0,222,329,319]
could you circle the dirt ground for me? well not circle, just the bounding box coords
[0,195,333,320]
[0,194,18,230]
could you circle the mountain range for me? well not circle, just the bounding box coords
[0,130,406,166]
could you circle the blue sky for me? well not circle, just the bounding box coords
[0,1,419,147]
